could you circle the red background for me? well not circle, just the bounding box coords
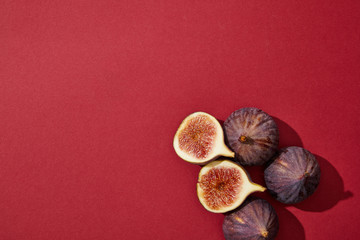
[1,0,359,239]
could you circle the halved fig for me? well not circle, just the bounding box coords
[224,108,279,166]
[197,160,266,213]
[173,112,234,165]
[223,197,279,240]
[264,146,321,204]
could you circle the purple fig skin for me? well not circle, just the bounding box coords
[224,108,279,166]
[264,147,321,204]
[223,197,279,240]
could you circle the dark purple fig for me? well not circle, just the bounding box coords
[223,197,279,240]
[224,108,279,166]
[264,146,321,204]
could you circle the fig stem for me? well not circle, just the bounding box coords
[300,171,310,180]
[238,135,254,144]
[261,230,269,238]
[251,183,266,192]
[222,144,235,158]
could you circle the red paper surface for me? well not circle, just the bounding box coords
[1,0,359,239]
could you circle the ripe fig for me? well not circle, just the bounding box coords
[223,197,279,240]
[224,108,279,166]
[197,160,266,213]
[173,112,234,165]
[264,146,321,204]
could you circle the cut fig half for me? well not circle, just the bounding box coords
[197,160,266,213]
[173,112,234,165]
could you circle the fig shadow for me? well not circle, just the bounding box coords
[272,116,303,149]
[276,206,305,240]
[217,119,225,126]
[275,205,305,240]
[292,154,353,212]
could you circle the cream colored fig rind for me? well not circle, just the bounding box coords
[197,160,266,213]
[173,112,234,165]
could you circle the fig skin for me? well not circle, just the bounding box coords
[224,108,279,166]
[264,146,321,204]
[223,197,279,240]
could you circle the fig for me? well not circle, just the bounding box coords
[197,160,266,213]
[223,197,279,240]
[224,108,279,166]
[264,146,321,204]
[173,112,234,165]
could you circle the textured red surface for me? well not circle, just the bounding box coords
[1,1,359,239]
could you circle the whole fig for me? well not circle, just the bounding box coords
[223,197,279,240]
[224,108,279,166]
[264,146,321,204]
